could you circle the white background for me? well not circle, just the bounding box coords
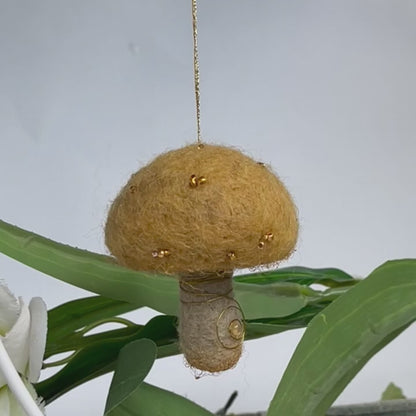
[0,1,415,414]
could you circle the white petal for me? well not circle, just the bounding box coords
[0,300,30,386]
[0,284,20,336]
[28,298,47,383]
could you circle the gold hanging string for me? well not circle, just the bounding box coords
[192,0,202,145]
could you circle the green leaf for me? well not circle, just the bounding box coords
[0,219,358,402]
[105,339,213,416]
[47,296,139,346]
[39,304,326,404]
[38,293,334,403]
[0,219,179,314]
[381,382,406,400]
[104,339,157,414]
[36,315,179,404]
[235,282,309,319]
[112,382,214,416]
[0,219,341,320]
[245,304,327,339]
[267,259,416,416]
[36,281,353,403]
[235,266,355,287]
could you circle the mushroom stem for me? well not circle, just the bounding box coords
[179,272,244,373]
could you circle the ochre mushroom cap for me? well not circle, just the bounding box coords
[105,144,298,274]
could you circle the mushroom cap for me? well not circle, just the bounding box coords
[105,144,298,274]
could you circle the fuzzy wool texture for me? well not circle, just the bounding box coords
[105,143,298,274]
[179,273,243,373]
[105,143,298,372]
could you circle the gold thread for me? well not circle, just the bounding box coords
[216,304,245,350]
[180,290,234,305]
[179,273,245,351]
[192,0,202,145]
[180,274,233,301]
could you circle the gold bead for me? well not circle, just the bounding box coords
[152,249,170,258]
[189,175,198,188]
[265,232,274,241]
[257,162,266,167]
[197,143,204,149]
[258,232,273,248]
[129,184,137,193]
[189,174,207,187]
[229,319,244,340]
[227,251,236,261]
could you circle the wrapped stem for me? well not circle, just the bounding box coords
[179,272,244,373]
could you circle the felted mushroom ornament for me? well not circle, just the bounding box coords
[105,143,298,373]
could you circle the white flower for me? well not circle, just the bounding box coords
[0,283,47,415]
